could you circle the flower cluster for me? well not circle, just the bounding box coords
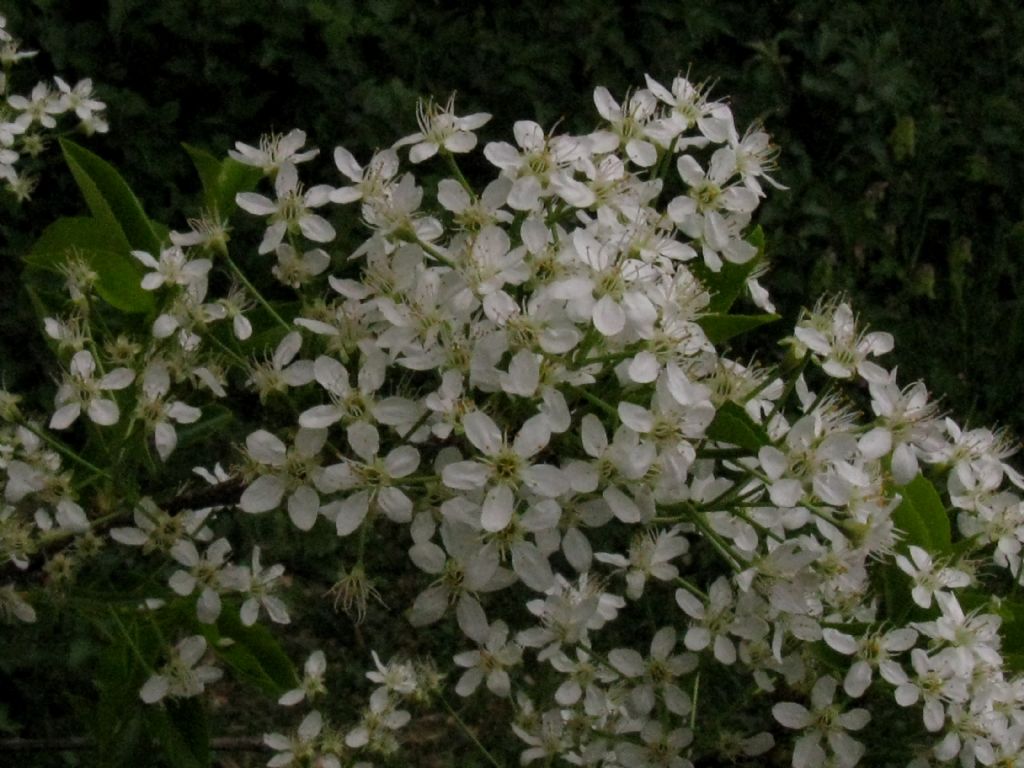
[2,68,1023,768]
[0,14,108,200]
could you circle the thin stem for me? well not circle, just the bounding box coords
[442,151,473,194]
[401,407,434,441]
[690,672,700,732]
[675,576,708,600]
[205,331,251,368]
[107,606,153,671]
[224,252,290,331]
[766,352,809,424]
[20,421,113,480]
[417,236,458,269]
[686,506,743,573]
[566,384,618,420]
[38,510,125,546]
[439,694,502,768]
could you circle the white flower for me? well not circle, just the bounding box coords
[441,409,567,529]
[894,545,971,609]
[279,650,327,706]
[319,422,420,535]
[394,94,491,163]
[483,122,585,211]
[236,161,335,253]
[8,82,63,129]
[454,618,522,697]
[271,243,329,288]
[232,546,290,626]
[795,299,894,383]
[263,710,333,768]
[53,77,106,123]
[134,247,212,291]
[140,635,221,703]
[136,362,201,460]
[772,676,870,768]
[592,85,660,167]
[238,427,330,531]
[50,350,134,430]
[247,331,315,401]
[229,128,318,175]
[330,146,399,204]
[168,537,233,623]
[821,626,918,698]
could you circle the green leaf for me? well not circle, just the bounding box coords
[182,143,223,207]
[215,157,263,216]
[60,138,161,254]
[151,698,210,768]
[92,615,160,766]
[892,474,952,554]
[705,401,771,451]
[203,609,298,696]
[174,404,234,449]
[183,143,263,217]
[878,561,914,624]
[25,217,155,314]
[958,592,1024,671]
[692,226,766,313]
[697,312,780,344]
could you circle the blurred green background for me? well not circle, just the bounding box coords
[2,0,1022,435]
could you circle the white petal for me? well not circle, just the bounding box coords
[239,475,286,513]
[299,214,336,243]
[334,491,369,536]
[456,596,490,644]
[140,675,169,704]
[377,487,413,523]
[773,702,812,729]
[481,485,515,532]
[87,398,120,426]
[235,192,276,216]
[246,430,287,465]
[287,486,320,531]
[442,460,491,490]
[593,295,625,336]
[463,410,502,456]
[511,542,554,592]
[49,402,81,430]
[347,421,379,462]
[604,486,641,523]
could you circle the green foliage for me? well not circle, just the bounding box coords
[59,139,161,255]
[25,217,155,314]
[182,143,262,218]
[202,607,299,697]
[891,474,952,555]
[697,312,779,344]
[705,401,771,451]
[697,226,766,314]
